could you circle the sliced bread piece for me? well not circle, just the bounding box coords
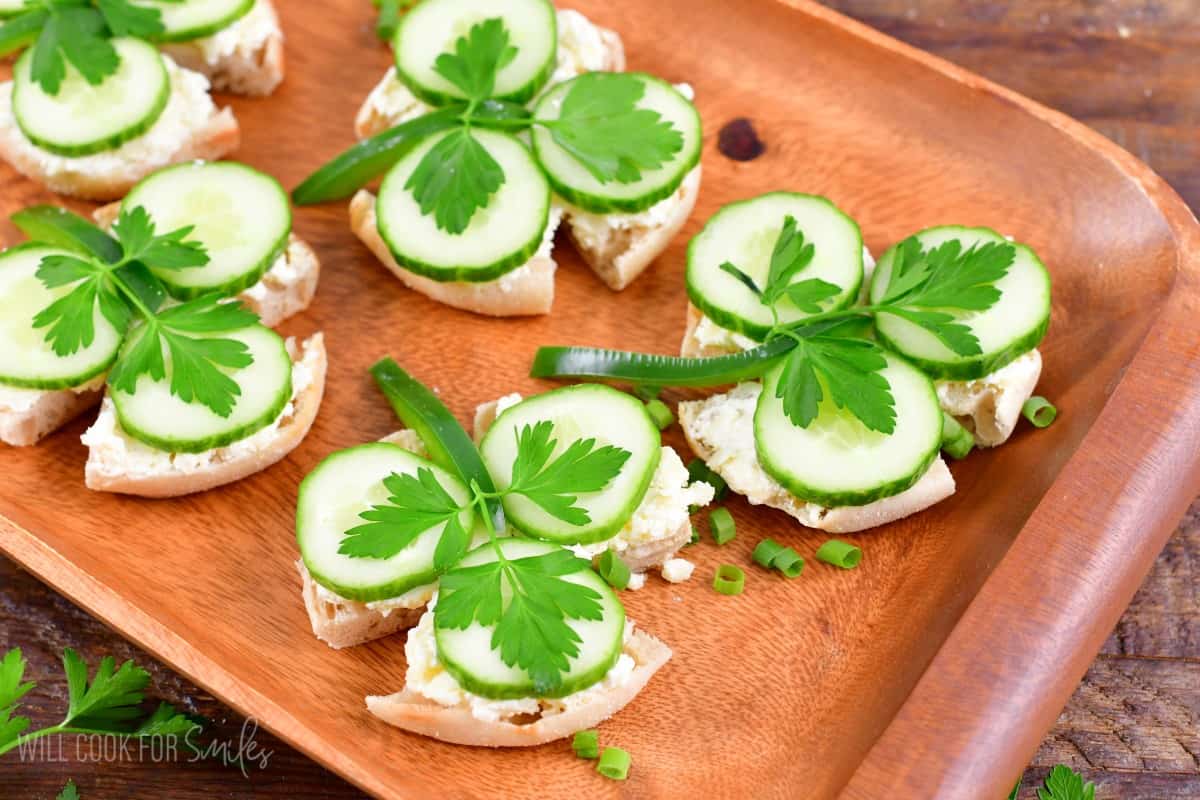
[0,379,105,448]
[679,382,956,533]
[366,607,671,747]
[936,349,1043,448]
[160,0,285,97]
[0,56,238,201]
[81,333,326,497]
[350,190,557,317]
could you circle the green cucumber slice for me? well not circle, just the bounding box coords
[0,244,124,390]
[434,538,625,699]
[479,385,661,544]
[122,162,292,300]
[13,38,169,157]
[131,0,254,42]
[297,443,476,602]
[754,353,942,507]
[375,129,550,283]
[687,193,865,341]
[111,324,292,453]
[868,226,1052,380]
[393,0,556,106]
[531,74,703,213]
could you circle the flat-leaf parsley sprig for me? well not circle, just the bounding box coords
[20,205,264,418]
[293,16,687,229]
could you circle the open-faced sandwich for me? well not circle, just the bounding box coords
[295,359,702,745]
[0,160,325,498]
[531,191,1053,533]
[294,0,703,316]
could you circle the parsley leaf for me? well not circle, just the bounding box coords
[57,781,80,800]
[405,128,504,234]
[1037,765,1095,800]
[433,17,516,102]
[0,647,34,752]
[548,72,684,184]
[95,0,164,38]
[774,331,896,434]
[507,420,631,525]
[785,278,842,313]
[719,216,840,316]
[32,254,128,356]
[112,206,209,271]
[436,549,605,694]
[108,295,259,418]
[30,7,117,95]
[339,467,472,568]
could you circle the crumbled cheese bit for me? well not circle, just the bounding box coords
[661,558,695,583]
[626,572,647,591]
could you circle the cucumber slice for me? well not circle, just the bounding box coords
[479,385,661,544]
[393,0,556,106]
[754,353,942,507]
[12,38,169,157]
[297,443,476,602]
[122,162,292,300]
[111,324,292,453]
[435,538,625,699]
[375,129,550,283]
[131,0,254,42]
[532,74,703,213]
[868,226,1052,380]
[687,193,864,341]
[0,245,124,390]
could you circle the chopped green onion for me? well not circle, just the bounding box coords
[752,538,785,569]
[596,550,631,590]
[686,526,700,546]
[771,548,805,578]
[645,398,675,430]
[713,564,745,595]
[815,539,862,569]
[709,508,736,545]
[597,746,631,780]
[1022,396,1057,428]
[940,412,975,460]
[634,384,662,402]
[573,730,600,759]
[687,459,727,499]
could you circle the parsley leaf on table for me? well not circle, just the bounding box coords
[57,781,80,800]
[405,128,504,234]
[433,17,516,103]
[774,330,897,434]
[0,648,35,752]
[548,72,684,184]
[506,420,631,525]
[108,295,258,418]
[436,548,605,694]
[339,467,472,568]
[1037,765,1095,800]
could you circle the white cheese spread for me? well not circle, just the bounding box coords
[936,349,1042,447]
[191,0,278,66]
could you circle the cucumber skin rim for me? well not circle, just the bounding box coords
[146,0,255,43]
[110,325,293,454]
[375,131,552,284]
[297,442,471,603]
[391,0,558,108]
[434,540,626,700]
[685,192,866,342]
[0,242,124,390]
[481,383,663,546]
[531,73,703,214]
[869,224,1053,381]
[121,162,294,301]
[12,43,172,158]
[753,357,943,508]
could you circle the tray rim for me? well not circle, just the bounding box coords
[3,2,1199,798]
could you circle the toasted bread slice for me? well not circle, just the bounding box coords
[0,57,238,201]
[366,626,670,747]
[160,0,285,97]
[679,385,956,533]
[936,349,1042,447]
[81,333,325,497]
[350,190,557,317]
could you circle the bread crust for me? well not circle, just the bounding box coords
[0,385,103,447]
[365,628,671,747]
[350,190,556,317]
[297,561,426,650]
[83,333,326,497]
[680,301,747,359]
[161,0,285,97]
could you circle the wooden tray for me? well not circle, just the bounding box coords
[2,1,1199,797]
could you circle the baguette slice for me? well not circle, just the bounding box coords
[350,190,557,317]
[81,333,326,497]
[160,0,285,97]
[366,626,671,747]
[0,57,239,201]
[0,381,105,448]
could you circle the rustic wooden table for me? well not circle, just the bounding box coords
[3,1,1199,797]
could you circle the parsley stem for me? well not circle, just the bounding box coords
[470,479,509,565]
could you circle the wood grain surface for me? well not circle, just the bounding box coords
[2,1,1199,798]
